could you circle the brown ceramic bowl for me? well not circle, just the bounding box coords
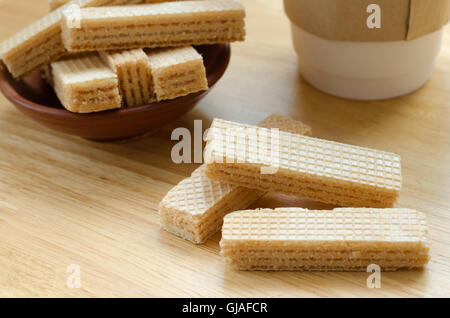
[0,44,230,141]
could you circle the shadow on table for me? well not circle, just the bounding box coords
[219,264,429,297]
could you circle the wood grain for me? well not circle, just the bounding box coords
[0,0,449,297]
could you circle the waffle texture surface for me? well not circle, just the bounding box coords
[159,115,312,244]
[220,208,429,271]
[147,46,208,101]
[205,119,402,207]
[51,53,121,113]
[61,0,246,52]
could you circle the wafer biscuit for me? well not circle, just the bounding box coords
[49,0,172,10]
[51,53,122,113]
[100,48,155,107]
[159,115,312,244]
[221,208,429,271]
[61,0,246,52]
[0,0,148,78]
[205,119,402,208]
[147,46,208,101]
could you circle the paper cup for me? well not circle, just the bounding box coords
[290,24,444,100]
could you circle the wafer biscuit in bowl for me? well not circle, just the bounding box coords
[0,0,152,79]
[61,1,246,52]
[0,44,231,141]
[0,0,245,140]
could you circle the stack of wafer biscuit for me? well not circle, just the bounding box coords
[0,0,246,113]
[159,116,430,271]
[159,114,312,244]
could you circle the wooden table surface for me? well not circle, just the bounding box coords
[0,0,449,298]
